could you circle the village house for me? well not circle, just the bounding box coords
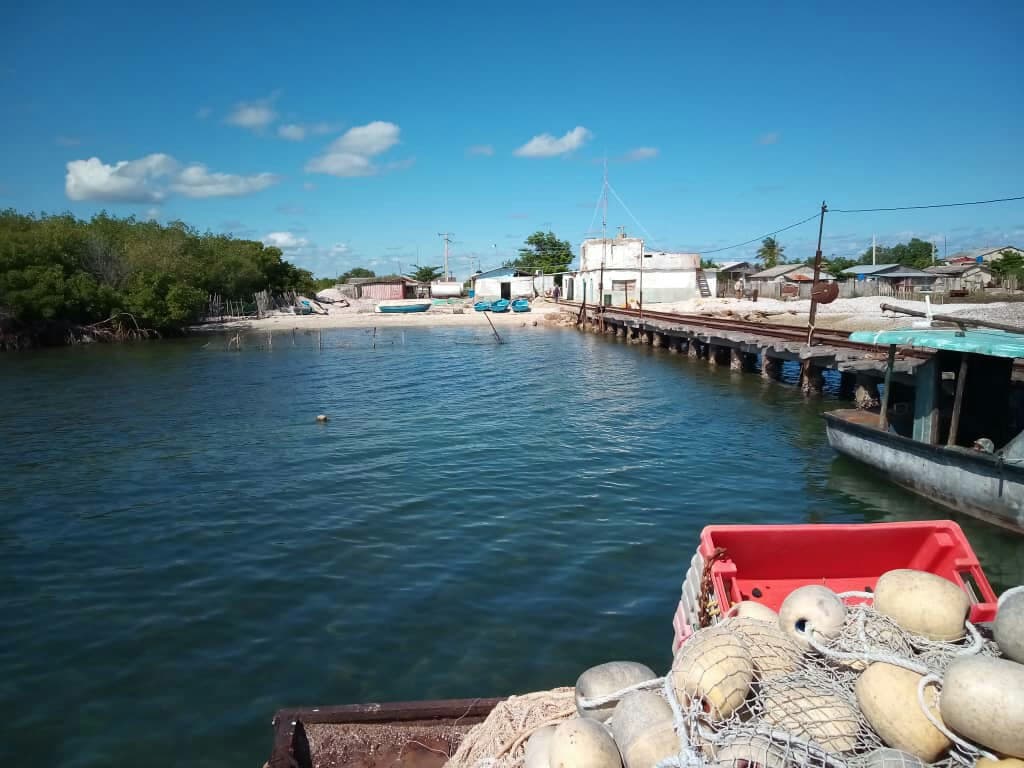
[945,246,1022,265]
[564,232,710,306]
[839,263,937,289]
[747,264,836,286]
[925,263,994,292]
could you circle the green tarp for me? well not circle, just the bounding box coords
[849,328,1024,359]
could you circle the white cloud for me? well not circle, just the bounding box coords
[65,153,279,202]
[467,144,494,156]
[278,124,306,141]
[263,231,310,250]
[226,96,278,130]
[65,154,177,202]
[303,181,317,191]
[144,207,160,221]
[331,243,350,255]
[171,164,279,198]
[196,106,212,120]
[306,121,403,177]
[758,132,780,145]
[56,136,81,147]
[514,126,591,158]
[623,147,658,161]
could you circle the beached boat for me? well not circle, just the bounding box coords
[490,299,510,313]
[267,520,1001,768]
[374,300,432,314]
[824,327,1024,533]
[511,298,531,313]
[473,300,492,312]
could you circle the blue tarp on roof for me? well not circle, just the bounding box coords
[849,328,1024,359]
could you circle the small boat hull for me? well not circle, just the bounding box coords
[473,301,492,312]
[375,300,432,314]
[491,299,510,313]
[511,299,531,313]
[824,409,1024,533]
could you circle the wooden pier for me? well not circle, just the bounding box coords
[570,304,932,402]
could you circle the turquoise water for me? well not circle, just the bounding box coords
[1,327,1021,767]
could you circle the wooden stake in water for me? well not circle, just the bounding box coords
[484,312,503,344]
[319,329,323,351]
[372,326,377,350]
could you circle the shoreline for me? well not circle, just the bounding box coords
[189,301,566,333]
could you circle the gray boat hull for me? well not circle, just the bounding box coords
[824,410,1024,533]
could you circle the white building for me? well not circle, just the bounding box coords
[563,233,709,306]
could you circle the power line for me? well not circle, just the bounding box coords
[832,194,1024,213]
[695,212,820,255]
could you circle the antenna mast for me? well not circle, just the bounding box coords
[437,232,453,280]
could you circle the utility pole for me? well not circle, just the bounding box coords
[805,200,829,346]
[437,232,453,281]
[872,234,876,266]
[600,158,608,329]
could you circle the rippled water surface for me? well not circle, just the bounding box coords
[2,326,1021,767]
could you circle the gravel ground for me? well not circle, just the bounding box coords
[649,295,1024,331]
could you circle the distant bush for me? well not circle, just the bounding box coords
[0,209,317,336]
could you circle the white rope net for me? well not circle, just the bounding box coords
[443,593,1003,768]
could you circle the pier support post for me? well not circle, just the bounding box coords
[761,354,782,380]
[644,329,655,346]
[687,340,699,359]
[800,361,825,395]
[708,344,720,365]
[730,349,744,371]
[838,372,856,400]
[854,374,879,409]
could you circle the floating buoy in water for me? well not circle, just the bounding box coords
[316,414,329,423]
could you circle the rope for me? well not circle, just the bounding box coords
[917,674,997,763]
[575,676,666,709]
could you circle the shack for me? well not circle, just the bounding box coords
[352,277,422,300]
[748,264,836,285]
[840,264,937,289]
[565,231,705,306]
[926,264,994,292]
[471,267,535,300]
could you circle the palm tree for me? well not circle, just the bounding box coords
[407,265,444,283]
[757,237,785,269]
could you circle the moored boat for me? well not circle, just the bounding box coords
[511,298,531,312]
[824,327,1024,533]
[267,520,1005,768]
[490,299,510,313]
[374,299,432,314]
[473,300,492,312]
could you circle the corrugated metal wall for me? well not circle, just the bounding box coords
[360,282,405,300]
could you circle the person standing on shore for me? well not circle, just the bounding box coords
[734,278,743,299]
[552,283,561,303]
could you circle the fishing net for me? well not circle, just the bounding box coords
[443,594,1003,768]
[444,687,576,768]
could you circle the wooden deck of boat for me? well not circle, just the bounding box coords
[267,698,502,768]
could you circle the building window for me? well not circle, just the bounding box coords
[611,280,637,291]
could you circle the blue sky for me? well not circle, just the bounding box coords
[3,0,1023,278]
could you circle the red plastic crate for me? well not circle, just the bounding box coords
[699,521,998,624]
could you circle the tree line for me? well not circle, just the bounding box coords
[0,209,318,343]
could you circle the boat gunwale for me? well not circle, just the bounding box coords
[267,697,503,768]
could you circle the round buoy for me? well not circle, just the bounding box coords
[316,414,329,423]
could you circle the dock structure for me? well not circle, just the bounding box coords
[571,304,931,399]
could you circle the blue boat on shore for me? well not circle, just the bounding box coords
[491,299,510,313]
[474,301,492,312]
[375,300,432,314]
[511,299,531,313]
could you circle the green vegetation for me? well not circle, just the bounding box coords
[756,237,784,268]
[700,258,718,269]
[340,267,375,283]
[407,265,444,282]
[992,249,1024,282]
[0,209,317,343]
[511,231,574,274]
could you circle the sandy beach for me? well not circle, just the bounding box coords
[192,297,567,333]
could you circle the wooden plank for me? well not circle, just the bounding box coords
[947,353,969,447]
[878,345,897,430]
